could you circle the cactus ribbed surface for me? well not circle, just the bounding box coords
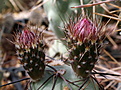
[69,42,99,77]
[64,17,105,78]
[15,28,45,81]
[31,65,99,90]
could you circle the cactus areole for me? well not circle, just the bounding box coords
[65,17,104,78]
[15,28,45,82]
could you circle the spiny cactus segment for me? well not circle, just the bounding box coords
[64,17,105,78]
[15,28,45,82]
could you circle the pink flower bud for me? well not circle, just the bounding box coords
[72,18,98,43]
[19,30,35,46]
[16,28,39,49]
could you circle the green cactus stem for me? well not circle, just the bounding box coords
[31,64,99,90]
[43,0,81,39]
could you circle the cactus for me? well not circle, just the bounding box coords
[31,65,99,90]
[62,0,118,79]
[64,16,105,78]
[13,0,113,89]
[13,0,106,89]
[15,28,46,82]
[28,0,106,89]
[43,0,103,40]
[43,0,104,57]
[12,16,105,90]
[14,26,100,90]
[0,0,120,90]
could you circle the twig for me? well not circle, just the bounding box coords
[71,0,116,8]
[111,67,121,71]
[104,80,115,89]
[91,72,121,76]
[95,65,121,75]
[15,0,25,11]
[116,29,121,31]
[106,35,118,49]
[107,3,121,9]
[9,0,19,11]
[94,13,121,21]
[103,49,121,66]
[93,0,96,21]
[96,76,121,81]
[80,0,85,16]
[30,0,49,12]
[97,0,119,17]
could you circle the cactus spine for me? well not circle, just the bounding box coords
[64,16,105,78]
[15,28,45,81]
